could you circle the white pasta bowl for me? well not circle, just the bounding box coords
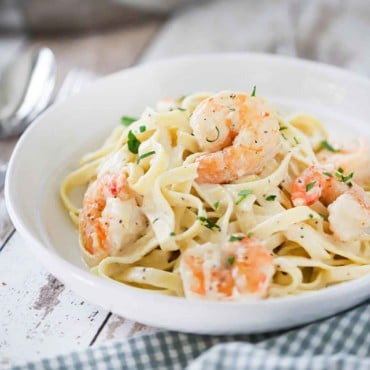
[5,54,370,334]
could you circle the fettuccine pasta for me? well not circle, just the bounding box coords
[60,89,370,301]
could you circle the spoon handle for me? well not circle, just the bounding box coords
[0,162,7,189]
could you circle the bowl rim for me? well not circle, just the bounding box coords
[5,52,370,312]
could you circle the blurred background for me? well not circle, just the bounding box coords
[1,0,370,75]
[0,0,369,164]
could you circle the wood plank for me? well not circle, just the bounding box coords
[94,314,158,344]
[29,20,163,89]
[141,0,296,62]
[0,233,109,367]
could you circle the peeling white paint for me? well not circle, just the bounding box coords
[95,314,158,344]
[0,233,108,367]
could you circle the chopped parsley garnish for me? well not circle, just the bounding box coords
[228,107,236,111]
[320,140,339,153]
[309,213,314,219]
[247,232,254,238]
[177,107,186,112]
[335,167,344,178]
[342,173,354,182]
[235,189,252,205]
[294,136,300,145]
[139,125,146,133]
[279,126,288,131]
[127,130,141,154]
[229,235,244,242]
[169,232,176,236]
[121,116,137,126]
[197,216,221,231]
[305,181,316,192]
[137,150,155,164]
[341,172,353,182]
[251,85,257,97]
[153,218,159,224]
[227,256,235,266]
[265,195,277,201]
[213,201,220,210]
[281,133,287,140]
[335,168,354,183]
[206,126,220,143]
[323,171,332,177]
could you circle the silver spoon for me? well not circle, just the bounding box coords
[0,162,6,189]
[0,47,56,188]
[0,68,96,189]
[0,47,56,138]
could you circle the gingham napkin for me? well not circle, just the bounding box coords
[12,300,370,370]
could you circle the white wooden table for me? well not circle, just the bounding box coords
[1,0,369,367]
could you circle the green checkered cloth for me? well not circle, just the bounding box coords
[12,300,370,370]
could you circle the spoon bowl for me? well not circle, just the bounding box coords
[0,47,56,138]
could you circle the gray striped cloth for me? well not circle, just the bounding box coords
[12,300,370,370]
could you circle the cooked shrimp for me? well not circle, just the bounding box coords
[291,165,370,241]
[80,172,146,260]
[180,236,275,300]
[317,139,370,188]
[190,91,280,184]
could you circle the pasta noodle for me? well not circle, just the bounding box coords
[60,90,370,301]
